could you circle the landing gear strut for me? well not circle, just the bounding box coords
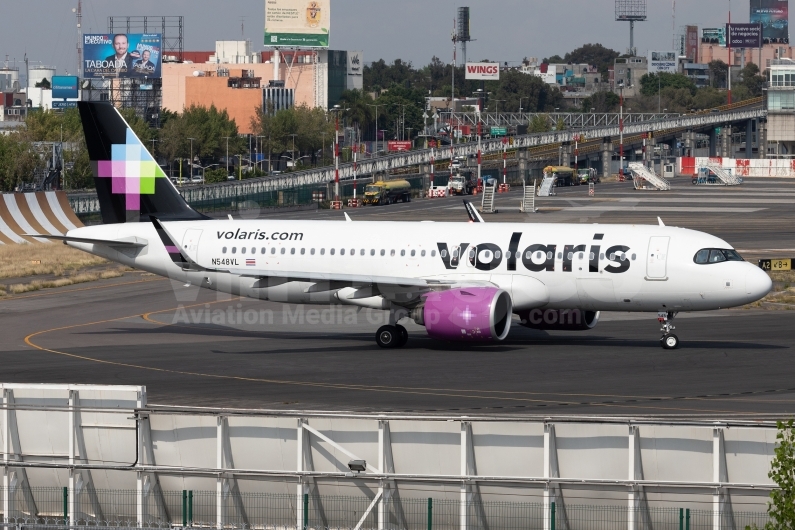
[658,311,679,349]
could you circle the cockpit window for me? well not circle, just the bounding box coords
[694,248,744,264]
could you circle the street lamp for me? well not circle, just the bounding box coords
[222,136,231,176]
[366,103,383,155]
[256,135,266,171]
[494,99,505,114]
[519,97,526,114]
[187,137,196,181]
[288,133,298,169]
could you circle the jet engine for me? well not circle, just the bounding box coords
[516,309,600,331]
[411,287,512,341]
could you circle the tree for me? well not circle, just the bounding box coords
[740,62,765,98]
[639,73,696,97]
[529,114,551,133]
[35,78,51,89]
[709,60,729,89]
[564,44,620,80]
[337,89,374,137]
[490,70,564,113]
[768,420,795,530]
[582,91,620,112]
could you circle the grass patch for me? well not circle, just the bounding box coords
[0,242,108,279]
[2,268,127,296]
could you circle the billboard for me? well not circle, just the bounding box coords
[465,62,500,80]
[51,76,79,99]
[750,0,789,41]
[647,51,677,74]
[727,23,763,48]
[703,27,727,46]
[83,34,162,79]
[264,0,330,48]
[387,141,412,152]
[686,25,699,62]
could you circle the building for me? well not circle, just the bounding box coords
[700,42,794,72]
[680,62,710,88]
[612,56,648,96]
[0,65,25,123]
[161,44,362,134]
[766,59,795,156]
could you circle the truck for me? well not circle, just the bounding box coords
[362,179,412,205]
[448,172,475,195]
[576,168,599,185]
[542,166,576,187]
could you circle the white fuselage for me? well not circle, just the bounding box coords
[66,219,771,313]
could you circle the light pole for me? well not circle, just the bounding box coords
[222,136,231,176]
[518,97,526,114]
[494,99,505,114]
[187,137,196,181]
[619,82,625,180]
[288,133,298,169]
[366,103,382,155]
[256,135,266,171]
[658,74,661,114]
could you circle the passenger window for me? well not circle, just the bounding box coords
[421,250,426,257]
[232,247,237,254]
[401,250,406,257]
[222,247,227,254]
[321,248,325,255]
[242,247,246,254]
[311,248,315,255]
[431,250,437,257]
[578,252,584,260]
[281,248,286,255]
[620,253,626,261]
[600,253,605,260]
[468,249,475,259]
[452,249,458,258]
[609,253,616,260]
[330,248,335,255]
[411,250,416,257]
[631,253,636,261]
[440,250,446,258]
[341,248,345,256]
[271,247,276,255]
[557,252,562,259]
[526,251,532,259]
[261,248,266,254]
[391,249,396,257]
[290,248,296,255]
[370,249,375,256]
[547,252,553,260]
[536,252,542,259]
[361,249,365,256]
[380,249,386,256]
[589,253,595,260]
[567,252,573,260]
[301,248,305,255]
[505,251,511,259]
[351,249,355,255]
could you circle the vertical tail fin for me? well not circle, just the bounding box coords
[78,101,207,224]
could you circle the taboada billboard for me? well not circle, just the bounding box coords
[465,62,500,80]
[265,0,330,47]
[83,34,162,79]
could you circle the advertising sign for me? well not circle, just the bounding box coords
[727,23,763,48]
[465,62,500,81]
[51,76,79,99]
[703,27,727,46]
[686,25,699,61]
[83,34,162,79]
[647,51,678,74]
[52,101,78,109]
[387,141,412,152]
[264,0,330,47]
[750,0,789,42]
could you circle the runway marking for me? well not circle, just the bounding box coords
[23,301,779,414]
[0,277,166,302]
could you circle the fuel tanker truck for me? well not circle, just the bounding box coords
[362,179,412,205]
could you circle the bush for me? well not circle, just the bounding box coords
[205,168,228,184]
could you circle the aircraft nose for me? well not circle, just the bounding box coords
[745,265,773,301]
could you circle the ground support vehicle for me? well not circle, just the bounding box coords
[362,180,412,205]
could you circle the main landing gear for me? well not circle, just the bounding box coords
[376,324,408,348]
[658,311,679,349]
[375,309,409,349]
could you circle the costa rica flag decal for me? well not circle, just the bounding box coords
[246,258,256,267]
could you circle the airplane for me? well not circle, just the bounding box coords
[30,102,773,350]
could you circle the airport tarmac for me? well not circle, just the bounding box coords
[2,177,794,416]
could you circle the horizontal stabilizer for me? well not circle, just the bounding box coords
[464,200,485,223]
[23,234,148,248]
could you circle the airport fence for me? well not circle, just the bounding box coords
[0,487,772,530]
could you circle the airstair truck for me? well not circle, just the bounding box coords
[362,179,412,205]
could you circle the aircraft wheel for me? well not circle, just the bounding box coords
[660,333,679,349]
[396,324,408,347]
[376,325,400,348]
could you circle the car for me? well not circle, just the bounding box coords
[227,175,237,181]
[190,175,204,184]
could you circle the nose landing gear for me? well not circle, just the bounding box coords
[658,311,679,349]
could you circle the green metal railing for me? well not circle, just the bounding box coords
[0,487,772,530]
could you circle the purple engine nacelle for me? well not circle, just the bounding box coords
[516,309,600,331]
[412,287,513,341]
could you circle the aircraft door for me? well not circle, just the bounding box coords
[646,236,670,279]
[182,229,202,262]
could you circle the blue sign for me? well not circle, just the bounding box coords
[83,34,162,79]
[52,101,78,109]
[52,76,79,99]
